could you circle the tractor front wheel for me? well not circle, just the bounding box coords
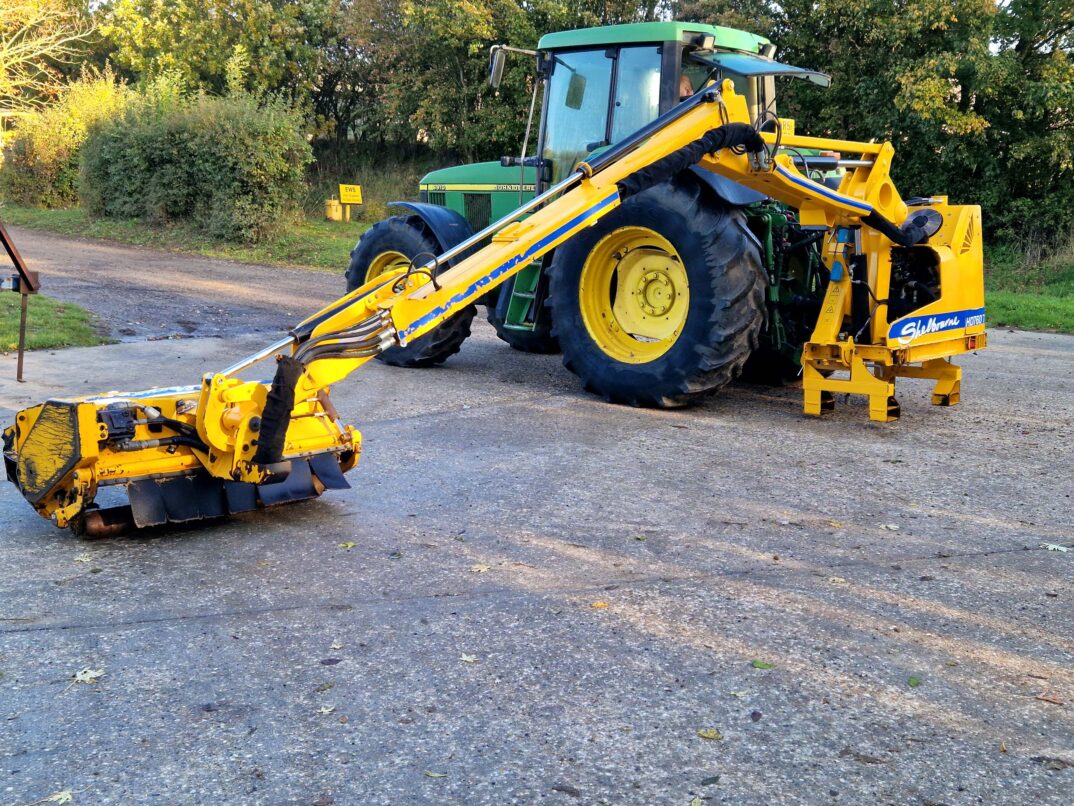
[346,216,475,368]
[549,178,765,407]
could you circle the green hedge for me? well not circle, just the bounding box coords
[0,71,129,208]
[81,91,312,243]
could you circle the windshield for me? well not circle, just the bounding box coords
[542,50,612,185]
[542,46,662,184]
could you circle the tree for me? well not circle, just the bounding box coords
[680,0,1074,244]
[672,0,778,37]
[337,0,648,161]
[985,0,1074,239]
[0,0,91,109]
[95,0,329,99]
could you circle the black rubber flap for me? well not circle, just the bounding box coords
[188,473,228,520]
[129,472,229,526]
[309,452,351,491]
[224,481,259,513]
[258,458,318,506]
[162,477,205,522]
[128,479,168,528]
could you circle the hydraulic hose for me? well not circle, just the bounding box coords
[616,123,765,200]
[861,210,929,247]
[252,355,305,467]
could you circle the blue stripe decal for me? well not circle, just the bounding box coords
[774,165,873,214]
[399,191,620,342]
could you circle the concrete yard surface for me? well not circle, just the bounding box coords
[0,322,1072,805]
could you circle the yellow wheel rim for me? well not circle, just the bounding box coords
[578,226,689,364]
[365,250,410,283]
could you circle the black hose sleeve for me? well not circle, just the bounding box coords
[862,210,928,247]
[616,123,764,200]
[786,231,826,252]
[252,355,305,467]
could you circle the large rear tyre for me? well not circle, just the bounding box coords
[347,216,475,368]
[549,177,765,407]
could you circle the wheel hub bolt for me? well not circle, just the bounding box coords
[637,270,675,317]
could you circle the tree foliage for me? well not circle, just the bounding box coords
[675,0,1074,241]
[337,0,588,161]
[1,68,128,206]
[81,85,312,242]
[0,0,92,109]
[95,0,328,97]
[4,0,1074,247]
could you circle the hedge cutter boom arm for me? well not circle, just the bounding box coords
[3,82,985,534]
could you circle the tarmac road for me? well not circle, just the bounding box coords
[6,225,348,339]
[0,229,1071,805]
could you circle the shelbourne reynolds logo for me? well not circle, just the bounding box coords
[889,307,986,345]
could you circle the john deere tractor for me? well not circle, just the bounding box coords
[347,22,847,405]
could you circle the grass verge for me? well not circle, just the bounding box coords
[985,244,1074,334]
[985,292,1074,333]
[0,204,367,272]
[3,202,1073,335]
[0,293,107,351]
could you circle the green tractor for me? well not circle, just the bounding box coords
[346,21,834,406]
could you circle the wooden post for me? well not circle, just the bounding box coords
[0,218,40,382]
[16,289,27,383]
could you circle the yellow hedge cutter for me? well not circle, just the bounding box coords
[3,82,986,535]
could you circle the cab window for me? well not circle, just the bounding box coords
[542,45,664,184]
[680,51,766,120]
[609,46,662,144]
[542,49,612,184]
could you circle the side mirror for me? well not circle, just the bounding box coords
[489,46,506,88]
[565,73,586,110]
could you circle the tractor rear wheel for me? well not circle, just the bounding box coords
[548,178,765,407]
[347,216,475,368]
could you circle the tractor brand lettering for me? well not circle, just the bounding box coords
[420,183,536,193]
[890,307,986,345]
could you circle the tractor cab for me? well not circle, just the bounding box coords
[418,22,828,234]
[533,23,828,186]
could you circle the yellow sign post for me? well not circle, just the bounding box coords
[339,184,363,205]
[336,184,363,223]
